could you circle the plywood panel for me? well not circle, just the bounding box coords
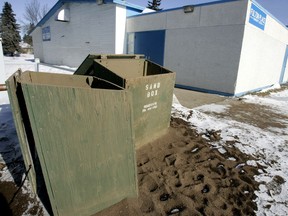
[20,77,136,215]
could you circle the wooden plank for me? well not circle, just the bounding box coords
[5,72,38,193]
[127,72,176,147]
[21,82,137,216]
[95,59,145,79]
[20,72,90,89]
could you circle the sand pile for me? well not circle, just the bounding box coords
[96,117,262,216]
